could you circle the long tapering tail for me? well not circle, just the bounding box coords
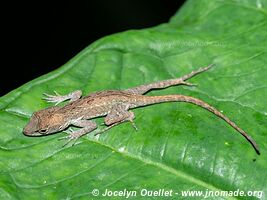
[133,95,260,154]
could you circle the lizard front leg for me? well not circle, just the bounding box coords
[61,119,97,146]
[95,107,136,136]
[43,90,82,105]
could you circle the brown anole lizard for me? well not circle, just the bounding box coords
[23,64,260,154]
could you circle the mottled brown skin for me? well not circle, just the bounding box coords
[23,65,260,154]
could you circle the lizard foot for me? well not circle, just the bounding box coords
[43,90,82,105]
[58,128,80,147]
[43,91,68,105]
[94,119,138,136]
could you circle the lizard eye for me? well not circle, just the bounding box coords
[39,129,48,134]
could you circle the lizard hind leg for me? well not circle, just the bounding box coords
[124,64,213,95]
[95,109,137,136]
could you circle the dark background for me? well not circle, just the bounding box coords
[2,0,185,96]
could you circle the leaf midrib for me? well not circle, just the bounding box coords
[84,137,238,200]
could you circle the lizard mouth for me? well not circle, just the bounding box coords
[23,124,44,136]
[23,130,46,137]
[23,128,40,136]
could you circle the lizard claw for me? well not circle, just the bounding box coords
[58,135,69,141]
[53,90,61,96]
[99,122,107,126]
[132,123,138,131]
[60,134,79,147]
[182,81,197,87]
[94,129,105,136]
[129,120,138,131]
[94,126,110,136]
[63,137,78,147]
[63,127,74,134]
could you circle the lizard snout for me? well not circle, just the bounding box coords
[23,125,34,136]
[23,115,40,136]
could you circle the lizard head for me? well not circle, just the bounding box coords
[23,106,69,136]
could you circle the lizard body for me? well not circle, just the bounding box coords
[23,65,260,154]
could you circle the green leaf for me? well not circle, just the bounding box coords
[1,0,266,199]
